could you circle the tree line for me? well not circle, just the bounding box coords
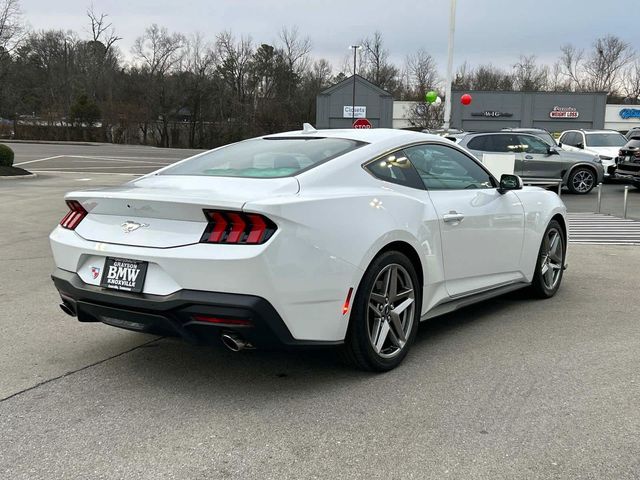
[1,0,639,146]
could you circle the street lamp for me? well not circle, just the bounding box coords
[350,45,362,125]
[442,0,458,132]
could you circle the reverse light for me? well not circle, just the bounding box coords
[200,210,276,245]
[342,288,354,315]
[59,200,87,230]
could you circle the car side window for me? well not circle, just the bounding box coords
[364,151,424,190]
[404,144,495,191]
[562,132,575,146]
[518,135,549,155]
[466,135,488,151]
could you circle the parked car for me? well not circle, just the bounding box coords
[559,129,628,177]
[458,131,604,194]
[614,138,640,189]
[50,127,567,371]
[501,128,558,148]
[625,127,640,141]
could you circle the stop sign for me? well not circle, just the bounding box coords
[352,118,372,129]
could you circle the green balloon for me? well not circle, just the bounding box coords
[425,90,438,103]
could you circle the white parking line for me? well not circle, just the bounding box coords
[13,155,65,166]
[32,165,164,170]
[30,170,141,176]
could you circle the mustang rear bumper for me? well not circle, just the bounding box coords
[52,268,340,349]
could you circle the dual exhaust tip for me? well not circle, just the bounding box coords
[221,332,254,352]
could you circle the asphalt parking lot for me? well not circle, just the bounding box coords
[1,143,639,479]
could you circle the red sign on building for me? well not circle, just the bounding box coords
[353,118,372,129]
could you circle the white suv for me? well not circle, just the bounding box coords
[559,129,628,177]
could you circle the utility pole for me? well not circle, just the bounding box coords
[350,45,361,125]
[442,0,457,132]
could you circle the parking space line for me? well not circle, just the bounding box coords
[32,165,166,170]
[30,170,141,176]
[13,155,65,166]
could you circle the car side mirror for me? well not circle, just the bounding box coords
[557,142,563,148]
[498,174,523,194]
[577,142,584,149]
[548,146,559,155]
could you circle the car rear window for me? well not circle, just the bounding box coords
[585,133,627,147]
[160,137,366,178]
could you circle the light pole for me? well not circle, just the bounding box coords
[442,0,457,132]
[350,45,361,125]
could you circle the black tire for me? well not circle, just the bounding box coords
[529,220,565,298]
[567,167,596,194]
[340,251,421,372]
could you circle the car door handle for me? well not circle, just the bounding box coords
[443,211,465,223]
[524,155,533,159]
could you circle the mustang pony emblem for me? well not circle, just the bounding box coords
[121,221,150,233]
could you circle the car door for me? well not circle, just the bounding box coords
[518,134,563,180]
[404,143,525,297]
[465,134,524,176]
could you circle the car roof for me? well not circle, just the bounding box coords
[502,127,549,133]
[265,127,440,145]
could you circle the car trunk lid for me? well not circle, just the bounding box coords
[69,175,298,248]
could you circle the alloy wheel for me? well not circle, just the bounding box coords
[540,228,563,290]
[572,169,595,193]
[367,264,416,359]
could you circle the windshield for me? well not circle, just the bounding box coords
[160,137,366,178]
[585,133,627,147]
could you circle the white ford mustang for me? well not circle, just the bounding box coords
[50,127,568,371]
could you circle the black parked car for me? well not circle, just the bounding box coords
[614,139,640,189]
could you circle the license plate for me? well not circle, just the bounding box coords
[100,257,148,293]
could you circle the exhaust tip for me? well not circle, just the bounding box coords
[221,333,253,352]
[59,302,76,317]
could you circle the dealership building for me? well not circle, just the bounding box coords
[318,80,640,133]
[447,91,609,132]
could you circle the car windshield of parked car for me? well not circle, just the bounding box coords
[160,137,366,178]
[531,131,556,147]
[585,133,627,147]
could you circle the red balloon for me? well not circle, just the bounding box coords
[460,94,472,105]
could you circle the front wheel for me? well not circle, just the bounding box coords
[567,167,596,194]
[529,220,565,298]
[340,251,421,372]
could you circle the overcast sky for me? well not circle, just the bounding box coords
[19,0,640,74]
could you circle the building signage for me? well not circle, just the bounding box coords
[470,111,513,118]
[619,108,640,120]
[343,106,367,119]
[550,106,579,119]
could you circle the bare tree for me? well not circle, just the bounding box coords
[86,6,121,54]
[360,31,399,92]
[622,60,640,104]
[405,49,439,99]
[583,35,634,94]
[512,55,548,91]
[279,26,311,77]
[216,31,254,103]
[132,24,186,77]
[558,44,585,91]
[0,0,24,52]
[408,102,443,130]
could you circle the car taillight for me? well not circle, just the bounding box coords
[200,210,276,244]
[59,200,87,230]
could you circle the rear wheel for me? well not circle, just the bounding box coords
[530,220,565,298]
[567,167,596,194]
[340,251,421,372]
